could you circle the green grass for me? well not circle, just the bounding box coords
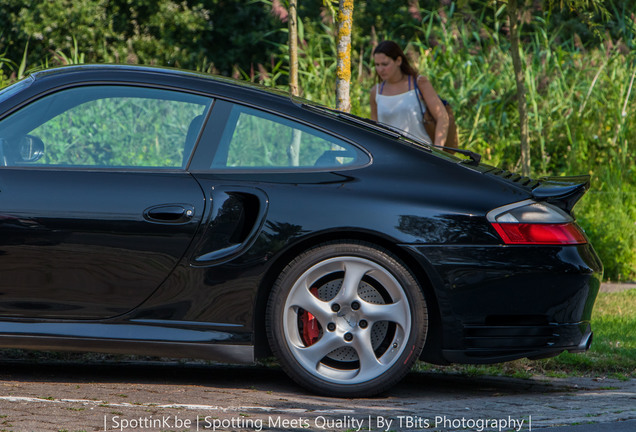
[416,289,636,379]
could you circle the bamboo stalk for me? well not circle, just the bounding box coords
[288,0,299,97]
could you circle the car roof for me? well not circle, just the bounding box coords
[28,64,346,125]
[29,64,294,99]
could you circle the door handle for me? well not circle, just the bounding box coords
[144,204,195,224]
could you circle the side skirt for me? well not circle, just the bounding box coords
[0,335,254,364]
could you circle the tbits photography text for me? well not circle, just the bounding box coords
[104,413,532,431]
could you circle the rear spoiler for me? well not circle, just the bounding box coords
[532,175,590,212]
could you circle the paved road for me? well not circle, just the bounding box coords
[0,359,634,431]
[600,282,636,293]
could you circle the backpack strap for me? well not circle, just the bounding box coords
[416,75,449,106]
[414,76,426,115]
[379,81,385,94]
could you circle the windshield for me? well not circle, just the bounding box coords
[0,76,34,104]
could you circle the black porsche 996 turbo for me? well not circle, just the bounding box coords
[0,65,602,396]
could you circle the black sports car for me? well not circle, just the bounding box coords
[0,65,602,397]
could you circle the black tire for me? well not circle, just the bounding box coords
[266,241,428,397]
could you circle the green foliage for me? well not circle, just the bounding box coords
[577,173,636,281]
[0,0,285,75]
[0,55,12,88]
[104,0,212,67]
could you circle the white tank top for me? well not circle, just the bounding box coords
[375,79,431,143]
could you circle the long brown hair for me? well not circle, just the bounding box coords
[373,40,418,80]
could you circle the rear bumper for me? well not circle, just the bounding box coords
[404,243,602,364]
[442,322,593,364]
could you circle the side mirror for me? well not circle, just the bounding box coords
[19,135,44,162]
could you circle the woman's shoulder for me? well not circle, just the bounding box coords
[416,75,430,86]
[370,82,381,98]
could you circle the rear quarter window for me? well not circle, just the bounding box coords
[211,105,368,170]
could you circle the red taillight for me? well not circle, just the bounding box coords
[492,222,587,245]
[488,200,588,245]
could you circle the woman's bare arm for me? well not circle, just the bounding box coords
[370,84,378,122]
[417,75,448,147]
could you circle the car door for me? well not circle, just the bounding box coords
[0,84,212,319]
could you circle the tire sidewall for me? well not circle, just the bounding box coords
[266,241,427,397]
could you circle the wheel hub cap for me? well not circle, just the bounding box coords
[336,307,358,329]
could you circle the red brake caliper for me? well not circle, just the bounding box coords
[300,287,321,346]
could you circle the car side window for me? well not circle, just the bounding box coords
[211,105,365,169]
[0,86,211,169]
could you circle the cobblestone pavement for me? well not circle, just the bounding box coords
[0,360,634,432]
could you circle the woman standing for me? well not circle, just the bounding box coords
[370,40,449,148]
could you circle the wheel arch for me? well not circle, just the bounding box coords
[252,230,443,362]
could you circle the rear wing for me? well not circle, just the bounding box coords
[532,175,590,212]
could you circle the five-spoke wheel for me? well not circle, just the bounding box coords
[267,241,428,397]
